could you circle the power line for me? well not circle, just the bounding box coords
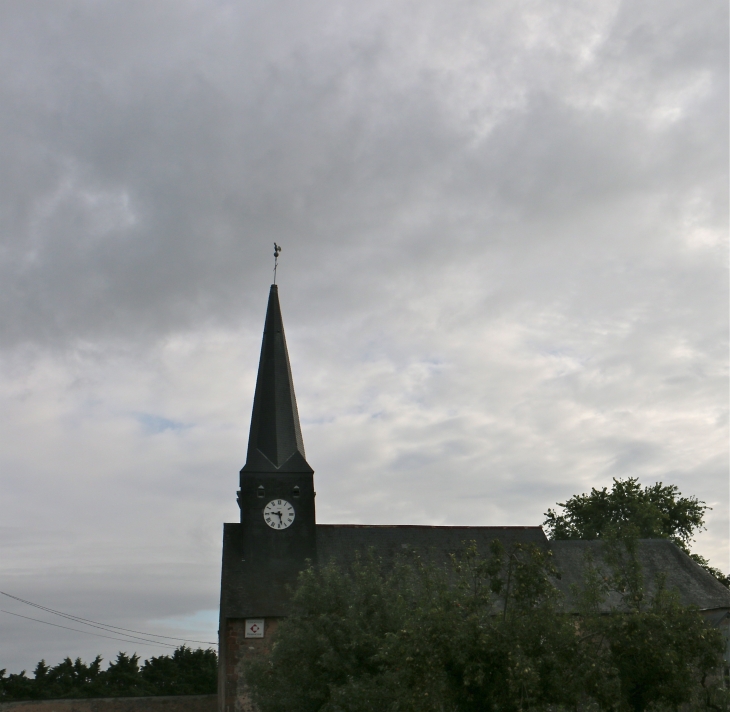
[1,592,216,646]
[1,610,180,648]
[1,608,195,648]
[0,591,217,646]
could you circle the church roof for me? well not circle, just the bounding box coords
[242,285,311,474]
[220,524,730,618]
[317,528,729,613]
[316,524,548,568]
[550,539,730,612]
[220,524,548,618]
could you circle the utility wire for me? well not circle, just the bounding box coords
[1,610,180,648]
[0,591,216,646]
[1,608,193,648]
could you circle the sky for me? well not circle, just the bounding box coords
[0,0,727,674]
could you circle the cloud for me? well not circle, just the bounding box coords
[0,0,726,672]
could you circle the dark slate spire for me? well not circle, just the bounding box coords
[242,285,311,473]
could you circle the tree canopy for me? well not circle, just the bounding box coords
[543,477,728,586]
[543,477,707,547]
[0,646,217,701]
[245,542,726,712]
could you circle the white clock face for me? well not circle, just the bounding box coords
[263,499,295,530]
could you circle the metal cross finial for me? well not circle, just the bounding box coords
[273,243,282,284]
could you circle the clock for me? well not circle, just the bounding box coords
[263,499,295,530]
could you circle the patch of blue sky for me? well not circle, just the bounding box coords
[534,345,589,362]
[134,413,191,434]
[152,609,218,634]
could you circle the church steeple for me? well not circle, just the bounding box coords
[242,284,312,474]
[227,282,317,630]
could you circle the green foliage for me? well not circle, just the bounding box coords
[578,547,727,712]
[602,590,723,712]
[245,542,725,712]
[543,477,707,548]
[0,646,217,701]
[141,646,218,696]
[104,653,146,696]
[544,477,728,586]
[691,553,730,588]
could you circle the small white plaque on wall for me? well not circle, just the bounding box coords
[244,619,265,638]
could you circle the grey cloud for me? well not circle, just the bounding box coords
[0,0,723,346]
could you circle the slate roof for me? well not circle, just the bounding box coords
[242,284,310,474]
[221,523,729,618]
[316,524,547,568]
[315,526,730,613]
[549,539,730,612]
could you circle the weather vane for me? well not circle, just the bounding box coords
[273,243,282,284]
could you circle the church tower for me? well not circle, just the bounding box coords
[218,284,316,712]
[237,283,317,603]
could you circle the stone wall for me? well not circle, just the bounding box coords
[0,696,216,712]
[220,618,278,712]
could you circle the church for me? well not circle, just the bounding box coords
[218,284,730,712]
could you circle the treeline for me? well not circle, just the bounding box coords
[0,646,217,701]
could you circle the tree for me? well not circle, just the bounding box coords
[141,646,218,695]
[244,542,725,712]
[0,670,37,701]
[102,653,147,696]
[599,588,725,712]
[543,477,729,586]
[543,477,707,547]
[40,655,105,698]
[575,539,728,712]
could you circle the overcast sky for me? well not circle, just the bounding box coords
[1,0,727,674]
